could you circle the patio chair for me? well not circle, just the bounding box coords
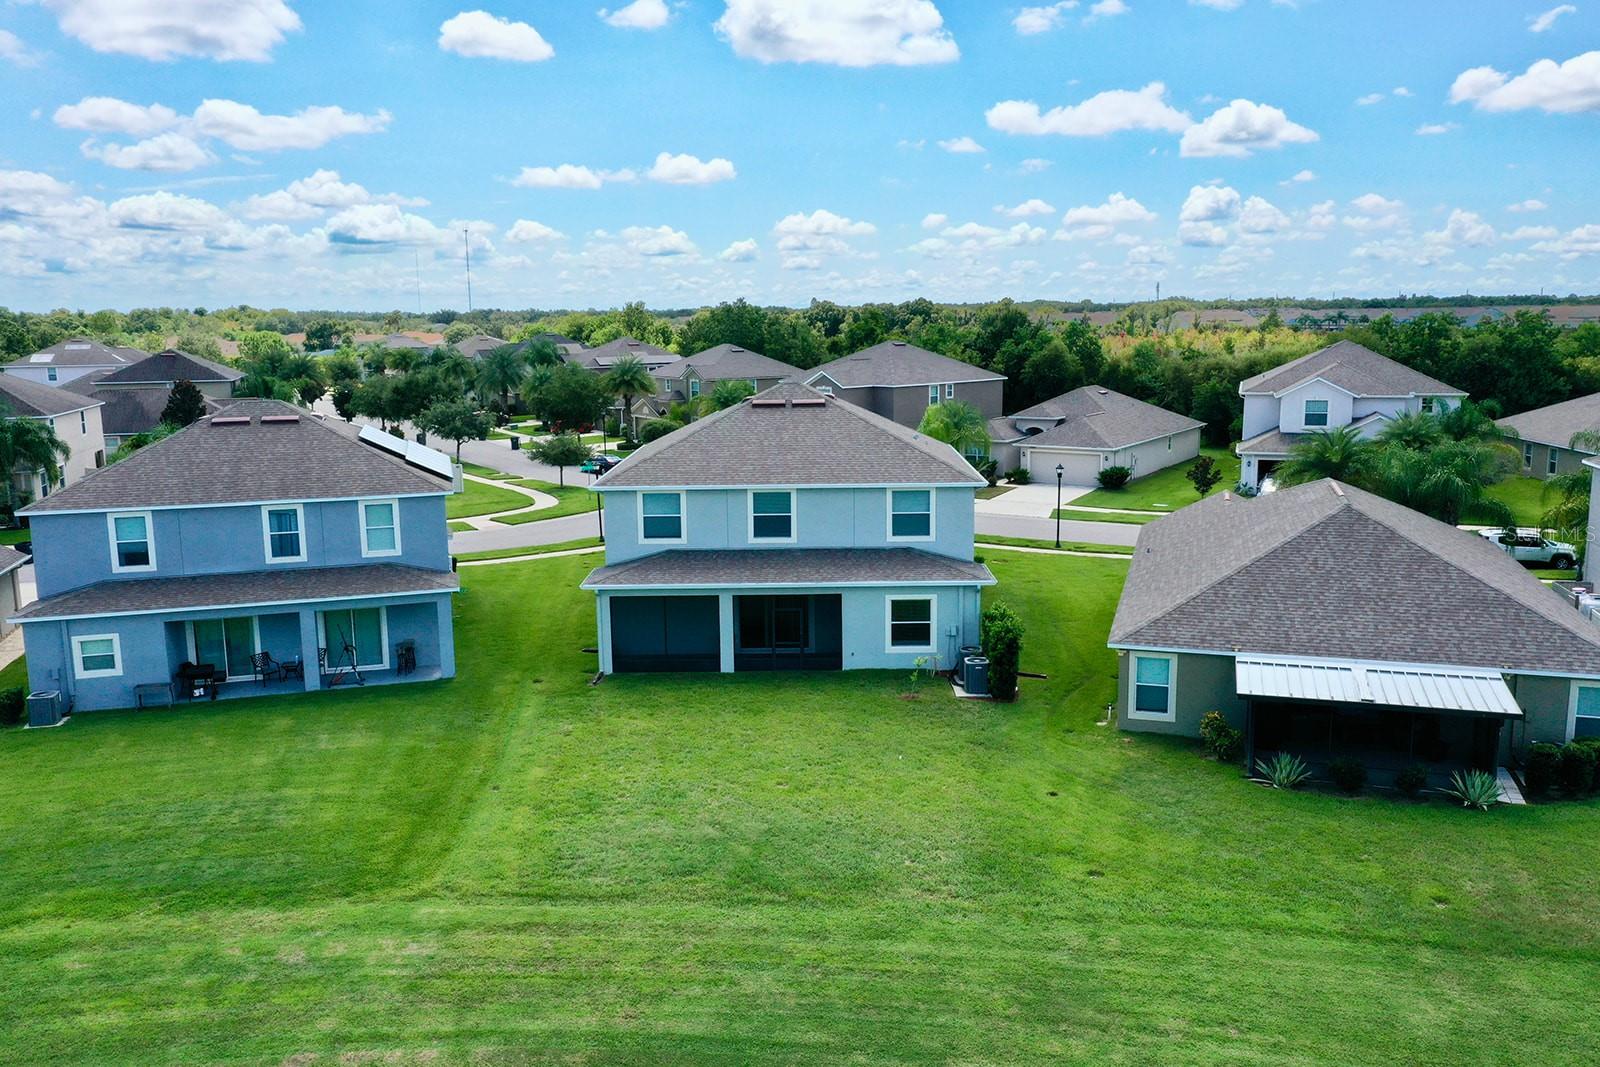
[250,651,286,685]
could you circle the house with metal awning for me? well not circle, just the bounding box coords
[1108,478,1600,778]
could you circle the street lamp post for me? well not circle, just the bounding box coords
[1055,463,1064,550]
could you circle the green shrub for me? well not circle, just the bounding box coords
[1097,466,1132,490]
[1255,752,1310,790]
[1558,742,1598,795]
[1005,467,1031,485]
[1198,711,1243,763]
[1328,757,1368,795]
[638,418,683,444]
[1442,769,1503,811]
[979,602,1024,703]
[1523,743,1562,797]
[0,687,24,727]
[1394,764,1429,798]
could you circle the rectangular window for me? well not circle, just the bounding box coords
[191,616,259,681]
[318,607,388,671]
[47,367,58,382]
[1421,397,1435,414]
[815,385,833,396]
[689,378,701,399]
[361,499,401,557]
[80,410,87,434]
[1549,450,1560,476]
[72,634,122,679]
[1131,654,1175,720]
[108,511,155,572]
[1303,399,1329,428]
[640,491,684,541]
[944,383,955,400]
[1524,442,1534,469]
[749,489,794,542]
[888,489,933,540]
[928,385,940,406]
[886,596,935,651]
[262,504,306,563]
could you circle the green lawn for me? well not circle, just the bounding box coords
[447,520,474,533]
[1071,445,1240,512]
[977,534,1135,554]
[492,480,599,524]
[2,553,1598,1063]
[0,655,27,692]
[454,536,605,562]
[459,461,513,480]
[1474,475,1552,528]
[0,527,31,545]
[976,485,1015,500]
[1053,507,1165,526]
[445,478,533,520]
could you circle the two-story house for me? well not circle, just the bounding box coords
[10,399,460,713]
[1237,341,1466,488]
[802,341,1005,431]
[582,382,994,674]
[0,373,106,502]
[4,337,146,386]
[631,344,801,431]
[65,348,239,450]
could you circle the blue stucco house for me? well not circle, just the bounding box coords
[11,399,459,712]
[583,382,995,673]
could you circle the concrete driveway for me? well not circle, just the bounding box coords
[975,482,1091,518]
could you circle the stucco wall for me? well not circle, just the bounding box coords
[1115,649,1244,736]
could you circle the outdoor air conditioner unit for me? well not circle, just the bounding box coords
[26,690,63,728]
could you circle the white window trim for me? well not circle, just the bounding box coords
[928,385,940,406]
[1566,680,1600,743]
[107,510,157,574]
[1128,651,1178,722]
[71,633,123,680]
[747,488,796,544]
[886,487,937,543]
[814,385,833,396]
[944,383,955,400]
[261,503,308,564]
[637,490,687,545]
[47,367,58,382]
[316,606,391,673]
[1303,399,1330,428]
[1548,450,1559,476]
[186,617,263,683]
[359,497,403,558]
[1524,442,1534,469]
[885,594,937,654]
[689,378,701,398]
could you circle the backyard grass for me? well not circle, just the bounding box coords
[1071,445,1240,512]
[0,655,27,692]
[445,478,534,520]
[454,536,605,562]
[1473,475,1553,528]
[492,480,599,524]
[1053,507,1165,526]
[0,527,31,545]
[1,552,1598,1063]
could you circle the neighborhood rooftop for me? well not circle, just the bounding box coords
[22,337,145,367]
[1238,340,1465,397]
[571,336,679,370]
[1110,478,1600,676]
[669,344,798,379]
[594,381,984,488]
[0,372,103,418]
[21,398,452,513]
[94,348,243,386]
[1496,392,1600,452]
[808,340,1003,387]
[999,385,1205,449]
[582,547,995,589]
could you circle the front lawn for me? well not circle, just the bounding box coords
[446,478,533,520]
[1053,507,1164,525]
[492,480,599,524]
[1474,475,1553,528]
[2,553,1598,1063]
[1072,445,1240,512]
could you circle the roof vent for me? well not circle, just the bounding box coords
[750,397,787,408]
[210,415,250,426]
[65,343,91,350]
[891,341,907,346]
[1096,388,1109,395]
[790,397,826,407]
[1330,482,1346,497]
[260,414,300,424]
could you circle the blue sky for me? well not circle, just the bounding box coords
[1,0,1598,312]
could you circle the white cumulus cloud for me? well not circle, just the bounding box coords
[719,238,759,261]
[600,0,671,29]
[54,97,181,136]
[81,132,216,172]
[110,191,231,231]
[647,152,737,184]
[438,10,555,62]
[986,82,1191,137]
[191,99,391,151]
[921,212,948,229]
[505,219,565,242]
[1451,51,1600,113]
[622,224,696,256]
[241,170,427,220]
[1415,122,1459,135]
[714,0,959,67]
[1059,192,1155,239]
[511,164,636,189]
[773,208,876,267]
[1342,192,1407,232]
[1179,99,1318,157]
[1508,198,1549,213]
[1014,2,1077,34]
[937,136,985,153]
[1533,224,1600,258]
[0,29,41,67]
[38,0,301,61]
[998,198,1056,218]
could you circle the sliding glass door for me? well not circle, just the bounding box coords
[317,607,388,671]
[190,617,259,680]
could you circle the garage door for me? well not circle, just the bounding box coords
[1024,449,1101,486]
[610,595,720,672]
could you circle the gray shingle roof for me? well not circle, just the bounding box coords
[0,374,103,418]
[571,337,680,371]
[1010,386,1204,450]
[12,563,458,623]
[1110,478,1600,675]
[1496,392,1600,452]
[95,349,241,386]
[21,399,451,513]
[594,382,985,488]
[806,341,1003,388]
[74,387,225,437]
[453,335,510,359]
[0,546,26,576]
[1238,341,1465,397]
[15,337,146,368]
[670,344,799,382]
[583,547,994,589]
[1236,412,1386,456]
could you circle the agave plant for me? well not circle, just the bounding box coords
[1255,752,1311,790]
[1441,769,1503,811]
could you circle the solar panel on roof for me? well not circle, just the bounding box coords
[357,424,453,480]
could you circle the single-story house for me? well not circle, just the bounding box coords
[1496,392,1600,480]
[988,385,1204,483]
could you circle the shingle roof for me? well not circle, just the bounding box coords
[453,335,510,359]
[95,349,241,386]
[583,547,994,589]
[0,546,27,576]
[806,341,1004,388]
[74,387,225,437]
[12,563,458,623]
[571,337,680,371]
[1010,386,1204,451]
[1110,479,1600,675]
[0,374,103,418]
[1496,392,1600,452]
[1236,412,1386,456]
[594,382,985,488]
[670,344,799,381]
[16,337,145,369]
[21,399,451,513]
[1238,341,1464,397]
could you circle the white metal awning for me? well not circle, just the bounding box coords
[1234,656,1523,717]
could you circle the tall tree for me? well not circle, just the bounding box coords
[602,355,657,442]
[417,399,491,461]
[476,345,528,415]
[160,379,207,426]
[0,408,70,512]
[529,363,605,432]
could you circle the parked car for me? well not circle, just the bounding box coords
[1479,528,1577,569]
[580,455,620,475]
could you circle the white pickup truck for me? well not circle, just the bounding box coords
[1478,528,1577,569]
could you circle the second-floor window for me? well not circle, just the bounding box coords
[79,410,87,434]
[262,504,306,563]
[928,385,940,406]
[108,511,155,573]
[47,367,57,382]
[640,491,685,542]
[1303,399,1329,427]
[888,489,934,541]
[689,379,701,399]
[361,499,401,557]
[749,490,795,542]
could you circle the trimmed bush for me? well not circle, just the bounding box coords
[638,418,683,445]
[979,602,1024,703]
[1005,467,1031,485]
[1198,711,1243,763]
[1558,741,1598,796]
[1097,466,1132,490]
[1328,757,1367,795]
[1523,743,1561,798]
[0,687,24,727]
[1394,764,1429,798]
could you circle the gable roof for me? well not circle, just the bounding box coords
[71,386,225,437]
[21,399,451,514]
[1496,392,1600,452]
[805,341,1004,388]
[15,337,146,369]
[1010,386,1203,451]
[1238,341,1464,398]
[594,381,984,489]
[669,344,800,382]
[0,373,103,418]
[1110,479,1600,676]
[453,334,510,359]
[570,337,680,371]
[95,349,241,386]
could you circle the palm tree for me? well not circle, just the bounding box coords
[476,345,528,416]
[917,400,991,461]
[602,355,658,443]
[0,406,71,513]
[1541,429,1600,556]
[1438,398,1513,444]
[1365,438,1516,527]
[1376,410,1444,452]
[1275,426,1377,487]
